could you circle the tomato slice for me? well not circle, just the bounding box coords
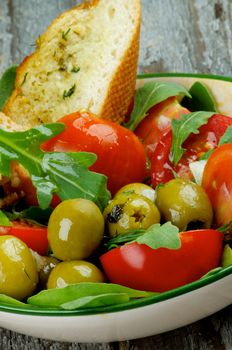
[43,112,147,195]
[135,97,189,159]
[0,221,48,255]
[100,229,223,292]
[151,114,232,187]
[202,144,232,226]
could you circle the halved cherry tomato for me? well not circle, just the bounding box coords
[42,111,147,195]
[0,221,48,255]
[151,114,232,187]
[100,229,223,292]
[135,97,189,159]
[202,144,232,226]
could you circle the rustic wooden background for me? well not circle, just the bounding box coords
[0,0,232,349]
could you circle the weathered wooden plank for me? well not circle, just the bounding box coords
[0,0,231,349]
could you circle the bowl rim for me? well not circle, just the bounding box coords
[1,71,232,317]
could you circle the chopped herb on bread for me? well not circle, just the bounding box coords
[4,0,141,128]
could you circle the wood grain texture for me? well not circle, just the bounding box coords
[0,0,231,349]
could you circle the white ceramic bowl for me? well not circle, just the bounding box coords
[0,73,231,342]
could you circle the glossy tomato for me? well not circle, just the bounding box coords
[202,144,232,226]
[151,114,232,187]
[42,112,147,195]
[0,221,48,255]
[135,97,189,159]
[100,229,223,292]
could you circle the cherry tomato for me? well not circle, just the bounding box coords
[100,229,223,292]
[202,144,232,226]
[0,221,48,255]
[151,114,232,187]
[135,97,189,159]
[42,111,147,195]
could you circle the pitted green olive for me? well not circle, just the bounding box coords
[0,236,38,300]
[47,260,105,289]
[104,193,160,237]
[48,199,104,261]
[115,183,156,202]
[156,178,213,231]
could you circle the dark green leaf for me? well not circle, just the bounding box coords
[0,294,31,308]
[182,81,217,112]
[171,111,214,165]
[199,149,213,161]
[0,124,110,210]
[27,282,156,307]
[221,244,232,268]
[6,206,53,226]
[200,267,223,279]
[134,222,181,249]
[218,125,232,146]
[199,125,232,162]
[60,293,130,310]
[106,229,146,249]
[0,210,12,226]
[0,66,17,110]
[42,152,110,211]
[124,81,191,131]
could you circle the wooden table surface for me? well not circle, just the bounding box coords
[0,0,232,349]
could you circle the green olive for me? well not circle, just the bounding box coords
[115,183,156,202]
[104,193,160,237]
[47,260,105,289]
[156,178,213,231]
[48,199,104,261]
[0,236,38,300]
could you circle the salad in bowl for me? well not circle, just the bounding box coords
[0,68,231,342]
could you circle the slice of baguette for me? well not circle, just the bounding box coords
[4,0,141,128]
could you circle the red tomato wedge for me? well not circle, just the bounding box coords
[202,144,232,226]
[135,97,189,159]
[0,221,48,255]
[100,229,223,292]
[42,112,147,195]
[151,114,232,187]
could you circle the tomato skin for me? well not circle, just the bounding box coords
[0,222,48,255]
[100,229,223,292]
[150,114,232,187]
[43,112,147,195]
[202,144,232,226]
[135,97,189,159]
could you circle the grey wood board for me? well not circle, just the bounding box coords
[0,0,231,349]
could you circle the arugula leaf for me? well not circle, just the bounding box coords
[6,207,53,226]
[106,222,181,250]
[0,66,17,110]
[200,267,223,279]
[60,293,130,310]
[134,222,181,250]
[218,125,232,146]
[42,152,110,210]
[0,294,31,308]
[106,229,146,249]
[182,81,217,112]
[124,81,191,131]
[0,124,110,210]
[171,111,214,165]
[199,125,232,162]
[221,244,232,268]
[0,210,12,226]
[27,282,156,307]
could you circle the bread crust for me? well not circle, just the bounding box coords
[4,0,141,126]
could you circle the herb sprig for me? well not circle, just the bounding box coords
[0,124,110,210]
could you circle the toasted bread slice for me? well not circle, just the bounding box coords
[4,0,141,128]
